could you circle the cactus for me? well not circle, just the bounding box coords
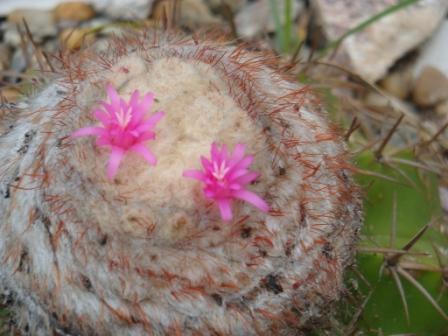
[0,31,362,335]
[296,61,448,334]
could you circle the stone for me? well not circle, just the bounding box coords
[6,9,57,42]
[59,28,96,50]
[379,65,413,100]
[0,87,21,102]
[312,0,448,82]
[0,0,65,15]
[0,1,155,20]
[412,66,448,107]
[205,0,245,12]
[439,186,448,214]
[179,0,221,27]
[365,92,390,109]
[96,0,154,20]
[414,20,448,78]
[54,2,96,23]
[2,23,22,47]
[0,45,12,72]
[151,0,220,28]
[11,48,28,74]
[435,99,448,119]
[235,0,303,39]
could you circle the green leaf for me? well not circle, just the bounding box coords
[351,150,448,334]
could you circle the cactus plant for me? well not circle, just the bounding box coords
[0,31,362,335]
[296,61,448,334]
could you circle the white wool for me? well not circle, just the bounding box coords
[0,32,362,335]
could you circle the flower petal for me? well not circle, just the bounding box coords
[227,168,248,181]
[106,84,120,108]
[93,109,111,125]
[96,137,111,147]
[232,155,254,171]
[71,127,105,138]
[101,102,115,116]
[230,143,246,164]
[134,111,165,133]
[220,144,228,165]
[129,90,140,110]
[217,199,233,221]
[131,143,157,165]
[233,190,269,212]
[134,92,155,121]
[211,143,220,163]
[200,156,213,172]
[183,169,206,181]
[137,130,155,141]
[233,171,259,185]
[107,147,125,180]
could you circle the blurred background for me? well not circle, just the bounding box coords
[0,0,447,335]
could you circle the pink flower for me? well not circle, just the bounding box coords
[183,143,269,221]
[72,84,165,179]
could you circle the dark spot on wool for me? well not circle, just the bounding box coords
[98,234,108,246]
[291,306,301,316]
[340,169,350,186]
[40,212,52,229]
[263,274,283,294]
[241,227,251,239]
[285,243,295,257]
[322,242,333,259]
[17,130,36,154]
[210,293,223,306]
[80,274,93,292]
[299,202,307,227]
[279,167,286,176]
[18,248,29,273]
[3,184,10,199]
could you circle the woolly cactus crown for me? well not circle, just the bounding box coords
[0,31,362,335]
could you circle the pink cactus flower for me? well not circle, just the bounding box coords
[72,84,165,179]
[183,143,269,221]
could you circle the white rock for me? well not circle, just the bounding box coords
[0,0,154,20]
[4,9,57,45]
[313,0,448,82]
[94,0,154,20]
[204,0,245,11]
[414,20,448,78]
[235,0,303,39]
[0,0,78,15]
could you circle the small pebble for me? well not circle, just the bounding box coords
[7,9,57,42]
[0,44,12,71]
[379,66,413,100]
[54,2,96,23]
[412,66,448,107]
[59,28,96,50]
[435,99,448,119]
[0,87,21,102]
